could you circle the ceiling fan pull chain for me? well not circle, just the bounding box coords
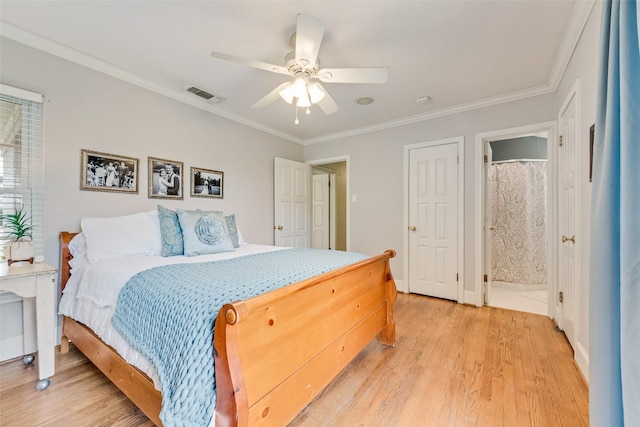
[294,107,300,125]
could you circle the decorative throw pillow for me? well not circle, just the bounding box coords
[225,214,240,248]
[157,205,185,257]
[176,208,235,256]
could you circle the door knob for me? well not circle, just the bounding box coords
[275,225,283,230]
[561,235,575,243]
[408,226,417,231]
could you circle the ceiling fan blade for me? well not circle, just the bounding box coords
[315,84,339,115]
[211,50,290,75]
[295,14,325,68]
[315,67,389,84]
[252,82,290,109]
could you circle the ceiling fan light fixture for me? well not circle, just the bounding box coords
[291,77,307,98]
[307,82,325,104]
[297,90,311,108]
[279,84,295,104]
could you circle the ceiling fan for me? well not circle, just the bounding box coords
[210,14,389,123]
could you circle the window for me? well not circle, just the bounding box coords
[0,85,44,261]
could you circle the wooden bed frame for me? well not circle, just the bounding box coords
[59,231,397,426]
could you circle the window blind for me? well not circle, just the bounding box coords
[0,85,44,261]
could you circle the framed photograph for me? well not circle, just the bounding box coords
[191,167,224,199]
[81,149,139,193]
[148,157,184,199]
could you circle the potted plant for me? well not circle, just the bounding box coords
[1,208,35,264]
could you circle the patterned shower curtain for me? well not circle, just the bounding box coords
[490,161,547,286]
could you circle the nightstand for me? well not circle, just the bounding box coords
[0,262,57,390]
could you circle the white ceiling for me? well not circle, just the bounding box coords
[0,1,591,144]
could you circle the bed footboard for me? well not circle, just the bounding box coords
[214,249,397,427]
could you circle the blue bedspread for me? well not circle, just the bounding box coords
[111,248,368,426]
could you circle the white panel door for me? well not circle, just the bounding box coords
[408,143,459,300]
[558,92,578,350]
[274,157,311,247]
[312,174,330,249]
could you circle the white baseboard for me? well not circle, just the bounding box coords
[399,285,479,307]
[464,290,481,306]
[575,341,589,384]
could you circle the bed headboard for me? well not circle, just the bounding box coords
[59,231,78,292]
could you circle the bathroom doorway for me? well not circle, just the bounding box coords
[485,132,549,315]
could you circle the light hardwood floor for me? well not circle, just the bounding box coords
[0,293,588,426]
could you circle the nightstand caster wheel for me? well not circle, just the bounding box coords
[36,378,50,391]
[23,354,35,365]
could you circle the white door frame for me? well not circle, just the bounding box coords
[403,137,464,301]
[473,121,557,312]
[307,155,351,251]
[483,141,493,305]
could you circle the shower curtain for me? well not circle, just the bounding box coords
[491,161,547,286]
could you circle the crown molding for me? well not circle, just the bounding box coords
[304,84,556,145]
[1,0,594,146]
[0,21,303,145]
[546,0,596,91]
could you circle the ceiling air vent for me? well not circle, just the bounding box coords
[186,86,225,104]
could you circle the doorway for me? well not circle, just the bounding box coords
[478,122,556,316]
[309,157,349,251]
[486,133,549,315]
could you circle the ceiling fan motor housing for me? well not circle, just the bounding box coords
[284,51,320,76]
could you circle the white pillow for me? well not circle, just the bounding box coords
[81,211,162,263]
[68,232,88,272]
[68,232,87,258]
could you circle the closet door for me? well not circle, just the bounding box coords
[408,142,460,301]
